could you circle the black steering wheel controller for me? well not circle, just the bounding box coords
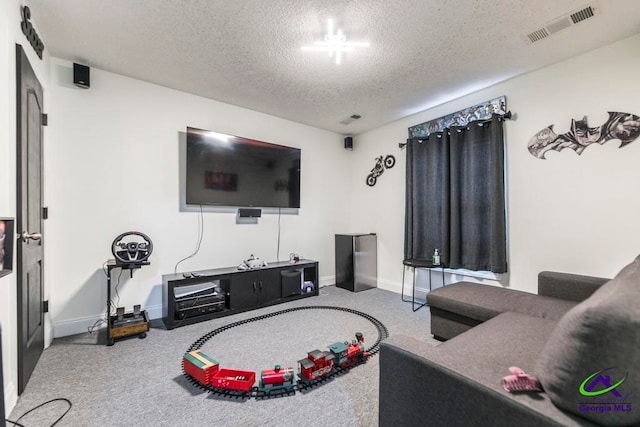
[111,231,153,266]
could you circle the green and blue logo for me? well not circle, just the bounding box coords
[578,367,632,415]
[580,368,627,397]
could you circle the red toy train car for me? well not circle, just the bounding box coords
[182,350,219,385]
[183,351,292,394]
[297,333,368,383]
[297,349,335,382]
[210,368,256,392]
[258,365,297,393]
[183,350,255,392]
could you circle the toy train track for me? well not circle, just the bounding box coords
[182,305,389,399]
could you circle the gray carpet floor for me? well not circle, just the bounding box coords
[8,285,439,427]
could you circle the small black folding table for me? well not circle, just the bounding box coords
[401,259,446,312]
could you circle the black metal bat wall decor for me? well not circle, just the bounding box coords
[528,112,640,159]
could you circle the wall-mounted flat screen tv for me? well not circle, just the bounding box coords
[0,218,14,278]
[186,127,301,208]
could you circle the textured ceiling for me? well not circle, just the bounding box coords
[27,0,640,135]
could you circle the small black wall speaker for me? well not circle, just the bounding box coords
[73,63,90,89]
[238,208,262,218]
[344,136,353,150]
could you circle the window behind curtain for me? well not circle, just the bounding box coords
[404,114,507,273]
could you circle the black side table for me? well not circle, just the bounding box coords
[401,259,446,312]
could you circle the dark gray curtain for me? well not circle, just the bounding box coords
[404,114,507,273]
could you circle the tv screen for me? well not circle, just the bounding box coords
[186,127,301,208]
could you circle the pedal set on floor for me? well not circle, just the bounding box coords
[109,304,149,342]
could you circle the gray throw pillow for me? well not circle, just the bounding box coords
[535,255,640,426]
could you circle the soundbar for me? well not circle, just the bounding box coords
[238,208,262,218]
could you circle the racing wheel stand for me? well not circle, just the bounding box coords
[106,232,153,346]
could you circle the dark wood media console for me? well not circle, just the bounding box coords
[162,260,319,329]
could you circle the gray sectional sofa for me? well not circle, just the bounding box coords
[379,255,640,427]
[427,272,607,341]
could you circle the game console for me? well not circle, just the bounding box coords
[237,254,267,270]
[175,293,226,310]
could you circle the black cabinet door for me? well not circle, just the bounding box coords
[257,268,281,305]
[230,268,282,309]
[230,271,258,309]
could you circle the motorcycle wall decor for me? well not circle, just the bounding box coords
[366,155,396,187]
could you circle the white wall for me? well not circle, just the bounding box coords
[46,61,353,337]
[0,0,52,416]
[351,33,640,296]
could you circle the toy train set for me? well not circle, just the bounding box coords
[184,333,368,395]
[182,305,389,399]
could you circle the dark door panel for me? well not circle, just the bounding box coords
[229,271,258,310]
[16,44,45,395]
[258,268,281,305]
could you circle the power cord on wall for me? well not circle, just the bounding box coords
[112,269,124,310]
[92,259,125,334]
[174,204,204,273]
[5,397,72,426]
[101,260,123,314]
[87,318,107,334]
[276,207,281,262]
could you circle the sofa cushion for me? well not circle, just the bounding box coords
[435,312,557,381]
[427,282,577,322]
[537,271,609,302]
[535,255,640,426]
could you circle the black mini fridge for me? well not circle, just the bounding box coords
[335,233,377,292]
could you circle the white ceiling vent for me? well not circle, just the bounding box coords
[570,6,596,24]
[523,4,599,44]
[339,114,362,125]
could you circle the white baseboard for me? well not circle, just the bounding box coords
[319,277,431,297]
[51,276,437,337]
[52,275,359,338]
[444,268,502,281]
[53,313,104,338]
[44,314,54,349]
[319,275,335,288]
[377,278,430,297]
[52,303,164,338]
[377,278,402,294]
[144,304,163,321]
[4,380,17,419]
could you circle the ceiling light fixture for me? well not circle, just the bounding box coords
[301,19,369,65]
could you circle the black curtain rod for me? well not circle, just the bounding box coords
[398,110,513,149]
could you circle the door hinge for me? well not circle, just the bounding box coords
[42,113,48,126]
[43,300,49,313]
[42,206,48,220]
